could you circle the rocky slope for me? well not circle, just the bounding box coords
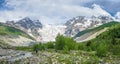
[75,21,118,42]
[0,35,35,46]
[1,50,119,64]
[0,48,33,64]
[6,17,43,41]
[75,28,108,42]
[5,17,67,42]
[65,15,113,37]
[0,23,35,46]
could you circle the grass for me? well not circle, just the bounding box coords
[1,49,120,64]
[0,23,34,40]
[15,46,33,52]
[75,21,118,38]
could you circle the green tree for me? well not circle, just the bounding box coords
[55,34,78,51]
[46,42,54,49]
[33,43,45,51]
[96,41,108,57]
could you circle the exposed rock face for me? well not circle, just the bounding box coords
[5,17,66,42]
[16,17,42,29]
[64,15,113,37]
[65,16,88,37]
[16,17,43,41]
[6,17,43,41]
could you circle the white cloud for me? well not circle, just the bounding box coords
[115,12,120,21]
[0,0,111,24]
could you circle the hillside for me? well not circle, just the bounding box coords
[74,22,118,42]
[0,23,33,38]
[75,21,118,38]
[78,22,120,57]
[75,21,119,42]
[75,28,108,42]
[0,23,35,46]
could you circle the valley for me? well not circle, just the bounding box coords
[0,0,120,64]
[0,16,120,64]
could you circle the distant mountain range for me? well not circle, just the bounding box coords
[0,14,120,43]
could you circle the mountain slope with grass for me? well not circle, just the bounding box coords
[75,21,118,42]
[78,22,120,56]
[0,23,35,47]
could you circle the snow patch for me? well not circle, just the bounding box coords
[38,25,66,42]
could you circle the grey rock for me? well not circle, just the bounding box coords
[64,15,113,37]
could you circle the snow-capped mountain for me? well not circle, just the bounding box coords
[65,15,113,37]
[5,18,66,42]
[16,17,42,29]
[5,15,114,42]
[4,3,119,42]
[5,17,43,41]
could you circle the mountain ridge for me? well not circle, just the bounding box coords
[2,15,119,42]
[75,21,119,42]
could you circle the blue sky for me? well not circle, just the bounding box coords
[82,0,120,16]
[0,0,120,24]
[0,0,4,9]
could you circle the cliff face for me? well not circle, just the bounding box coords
[64,15,113,37]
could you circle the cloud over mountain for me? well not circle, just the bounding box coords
[0,0,115,24]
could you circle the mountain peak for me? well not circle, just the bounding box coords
[22,17,31,21]
[92,3,101,9]
[16,17,42,29]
